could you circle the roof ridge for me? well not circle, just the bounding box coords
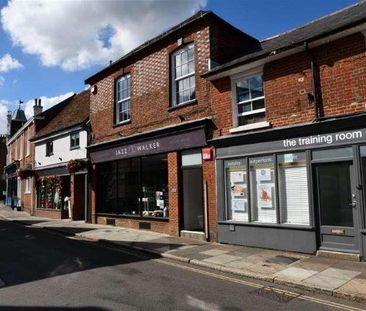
[261,1,363,42]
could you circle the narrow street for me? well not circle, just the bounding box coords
[0,219,364,311]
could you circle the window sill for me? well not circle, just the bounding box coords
[229,121,270,134]
[113,119,131,128]
[96,212,169,221]
[168,99,197,111]
[218,220,314,230]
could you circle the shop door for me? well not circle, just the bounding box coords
[314,162,359,253]
[182,167,204,231]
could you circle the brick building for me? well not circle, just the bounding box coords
[205,2,366,259]
[85,11,259,241]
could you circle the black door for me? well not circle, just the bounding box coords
[182,167,204,231]
[314,162,359,252]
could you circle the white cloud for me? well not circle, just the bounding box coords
[0,100,9,134]
[1,0,207,71]
[24,92,74,119]
[0,53,23,72]
[0,76,4,86]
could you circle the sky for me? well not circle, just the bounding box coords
[0,0,361,134]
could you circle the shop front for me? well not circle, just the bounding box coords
[88,120,211,238]
[212,115,366,259]
[35,165,87,220]
[5,162,19,209]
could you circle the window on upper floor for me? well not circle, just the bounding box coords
[171,43,195,107]
[19,135,23,160]
[70,132,80,149]
[115,74,131,124]
[26,130,30,156]
[232,73,267,131]
[46,140,53,157]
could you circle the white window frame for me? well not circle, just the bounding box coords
[230,68,269,133]
[14,141,17,161]
[26,130,31,156]
[19,135,23,160]
[115,74,131,124]
[171,43,195,107]
[70,132,80,149]
[25,177,32,194]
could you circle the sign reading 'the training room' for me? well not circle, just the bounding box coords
[283,129,365,148]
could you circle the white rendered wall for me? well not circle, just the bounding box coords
[35,130,87,168]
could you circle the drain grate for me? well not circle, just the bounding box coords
[265,255,299,265]
[254,287,300,303]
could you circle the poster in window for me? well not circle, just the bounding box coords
[232,198,246,213]
[256,168,271,182]
[257,184,273,209]
[230,171,245,183]
[230,184,246,197]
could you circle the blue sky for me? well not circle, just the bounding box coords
[0,0,360,133]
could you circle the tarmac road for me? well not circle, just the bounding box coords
[0,219,365,311]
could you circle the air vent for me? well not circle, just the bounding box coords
[106,218,116,226]
[139,222,151,230]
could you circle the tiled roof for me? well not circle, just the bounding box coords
[204,1,366,77]
[32,90,90,140]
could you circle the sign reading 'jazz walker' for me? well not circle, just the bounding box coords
[283,130,365,148]
[90,128,206,163]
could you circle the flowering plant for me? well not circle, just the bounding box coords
[66,159,87,174]
[38,176,63,209]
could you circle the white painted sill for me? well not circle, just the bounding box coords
[229,121,271,134]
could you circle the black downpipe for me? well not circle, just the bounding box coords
[305,42,321,120]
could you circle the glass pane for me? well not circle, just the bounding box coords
[175,54,181,66]
[182,150,202,166]
[317,163,353,227]
[190,76,195,87]
[249,76,263,98]
[188,46,194,61]
[236,80,249,103]
[97,161,118,214]
[117,158,140,216]
[141,154,169,218]
[188,61,194,73]
[175,66,181,78]
[238,112,265,126]
[249,156,276,223]
[183,78,189,90]
[182,50,188,64]
[225,160,248,222]
[190,88,195,100]
[182,63,188,76]
[313,147,353,160]
[252,98,265,110]
[238,102,252,113]
[278,152,310,225]
[178,79,184,92]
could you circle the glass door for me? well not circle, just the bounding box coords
[314,162,359,252]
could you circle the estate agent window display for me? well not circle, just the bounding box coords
[224,152,311,226]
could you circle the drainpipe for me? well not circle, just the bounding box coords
[305,42,320,120]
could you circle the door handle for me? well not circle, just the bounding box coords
[349,201,357,208]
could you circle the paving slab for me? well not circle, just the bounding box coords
[335,278,366,301]
[274,267,318,283]
[200,249,229,256]
[303,267,361,290]
[203,254,241,265]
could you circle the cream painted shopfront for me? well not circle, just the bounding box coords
[212,115,366,259]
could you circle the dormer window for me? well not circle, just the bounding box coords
[171,43,195,107]
[115,74,131,124]
[231,73,268,133]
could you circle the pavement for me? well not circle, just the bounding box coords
[1,204,366,304]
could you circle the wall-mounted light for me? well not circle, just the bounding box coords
[37,162,41,166]
[59,157,63,161]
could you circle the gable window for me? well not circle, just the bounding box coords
[70,132,80,149]
[233,74,266,128]
[171,43,195,107]
[46,140,53,157]
[115,74,131,124]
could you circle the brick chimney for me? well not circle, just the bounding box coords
[33,98,43,116]
[6,111,11,137]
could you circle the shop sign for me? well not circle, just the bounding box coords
[283,130,365,149]
[90,128,206,163]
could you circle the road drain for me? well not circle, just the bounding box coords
[254,287,300,303]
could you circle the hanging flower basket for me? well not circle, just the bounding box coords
[66,159,87,174]
[17,168,35,180]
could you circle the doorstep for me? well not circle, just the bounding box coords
[180,230,206,241]
[317,250,362,262]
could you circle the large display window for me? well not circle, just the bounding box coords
[97,154,169,219]
[224,152,310,226]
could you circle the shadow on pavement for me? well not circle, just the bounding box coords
[0,307,107,311]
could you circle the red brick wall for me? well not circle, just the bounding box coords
[210,33,366,133]
[37,208,68,219]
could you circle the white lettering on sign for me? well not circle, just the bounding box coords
[283,131,363,148]
[115,141,160,156]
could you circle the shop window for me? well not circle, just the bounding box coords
[277,152,310,225]
[249,156,277,223]
[171,43,195,107]
[70,132,80,149]
[181,150,202,166]
[117,158,140,216]
[115,74,131,124]
[233,74,265,127]
[46,140,53,156]
[225,159,248,221]
[96,154,169,219]
[312,147,353,160]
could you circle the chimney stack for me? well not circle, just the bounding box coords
[6,111,12,137]
[33,98,43,116]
